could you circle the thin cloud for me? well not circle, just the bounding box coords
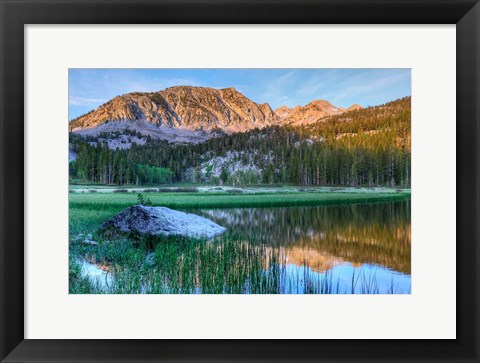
[330,71,410,104]
[257,70,298,104]
[69,96,107,106]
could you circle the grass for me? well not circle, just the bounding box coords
[69,256,106,294]
[69,188,411,294]
[70,189,411,211]
[69,234,405,294]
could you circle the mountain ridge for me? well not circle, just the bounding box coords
[69,86,364,140]
[70,86,281,134]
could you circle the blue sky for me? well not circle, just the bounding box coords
[69,68,411,120]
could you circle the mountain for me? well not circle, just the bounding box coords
[346,104,363,111]
[70,96,410,187]
[69,85,365,143]
[274,105,301,120]
[299,96,411,147]
[279,100,343,125]
[274,100,363,126]
[70,86,280,138]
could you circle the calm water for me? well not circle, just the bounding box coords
[193,200,411,294]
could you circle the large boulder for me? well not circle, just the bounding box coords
[100,205,226,239]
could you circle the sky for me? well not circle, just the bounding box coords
[69,68,411,120]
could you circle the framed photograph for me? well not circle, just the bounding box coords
[66,67,412,295]
[1,0,479,362]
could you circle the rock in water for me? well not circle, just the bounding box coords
[100,205,226,239]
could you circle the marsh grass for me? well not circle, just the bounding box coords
[69,233,402,294]
[70,190,410,211]
[68,257,104,294]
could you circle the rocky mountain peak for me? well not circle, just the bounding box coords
[309,99,335,108]
[347,104,363,111]
[275,99,344,126]
[70,86,281,135]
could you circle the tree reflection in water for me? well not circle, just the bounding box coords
[194,200,411,275]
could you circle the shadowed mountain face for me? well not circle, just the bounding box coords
[69,86,363,138]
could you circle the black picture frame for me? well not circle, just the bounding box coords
[1,0,479,362]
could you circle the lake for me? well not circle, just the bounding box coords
[192,200,411,294]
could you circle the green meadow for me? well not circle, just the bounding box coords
[70,188,410,211]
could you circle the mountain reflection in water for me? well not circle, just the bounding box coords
[190,201,411,293]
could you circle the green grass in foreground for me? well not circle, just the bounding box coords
[69,234,404,294]
[70,190,411,211]
[69,191,410,236]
